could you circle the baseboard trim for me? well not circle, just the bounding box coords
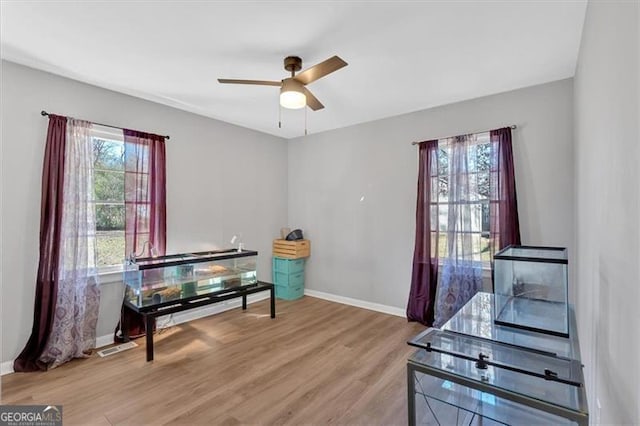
[304,289,406,318]
[1,361,14,376]
[1,292,271,376]
[96,334,114,349]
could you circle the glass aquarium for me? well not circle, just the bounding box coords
[407,328,588,425]
[493,245,569,337]
[124,249,258,309]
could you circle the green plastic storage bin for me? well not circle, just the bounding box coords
[273,271,304,288]
[275,284,304,300]
[272,257,305,274]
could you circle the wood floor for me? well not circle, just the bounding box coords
[2,296,424,425]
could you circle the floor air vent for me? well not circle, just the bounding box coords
[97,341,138,358]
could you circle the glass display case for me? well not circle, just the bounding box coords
[407,328,588,425]
[124,249,258,310]
[493,245,569,337]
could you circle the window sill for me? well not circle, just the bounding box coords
[97,269,124,285]
[436,261,493,272]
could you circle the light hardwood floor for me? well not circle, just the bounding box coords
[2,296,424,425]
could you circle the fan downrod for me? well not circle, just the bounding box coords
[284,56,302,76]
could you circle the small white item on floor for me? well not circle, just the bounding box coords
[97,341,138,358]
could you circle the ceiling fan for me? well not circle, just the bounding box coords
[218,55,348,111]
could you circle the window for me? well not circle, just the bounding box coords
[431,132,492,265]
[91,127,126,272]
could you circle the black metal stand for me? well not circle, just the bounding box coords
[123,281,276,361]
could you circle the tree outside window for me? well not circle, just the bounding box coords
[92,135,126,271]
[431,134,492,264]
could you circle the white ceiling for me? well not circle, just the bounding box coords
[0,1,587,139]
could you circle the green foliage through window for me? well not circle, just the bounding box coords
[92,136,126,268]
[432,135,493,263]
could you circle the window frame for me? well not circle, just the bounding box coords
[90,125,127,276]
[430,132,494,269]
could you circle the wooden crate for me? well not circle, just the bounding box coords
[272,239,311,259]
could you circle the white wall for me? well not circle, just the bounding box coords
[0,60,288,364]
[573,1,639,424]
[288,79,574,310]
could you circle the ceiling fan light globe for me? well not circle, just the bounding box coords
[280,91,306,109]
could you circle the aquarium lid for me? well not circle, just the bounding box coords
[494,245,568,264]
[129,249,258,269]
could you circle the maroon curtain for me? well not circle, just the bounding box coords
[489,127,521,256]
[407,140,440,325]
[14,115,67,372]
[123,130,167,257]
[116,130,167,341]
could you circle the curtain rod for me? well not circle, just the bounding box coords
[40,111,170,140]
[411,125,516,145]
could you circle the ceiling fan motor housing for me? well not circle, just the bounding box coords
[284,56,302,74]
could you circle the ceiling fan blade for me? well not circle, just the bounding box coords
[294,56,348,85]
[304,88,324,111]
[217,79,281,86]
